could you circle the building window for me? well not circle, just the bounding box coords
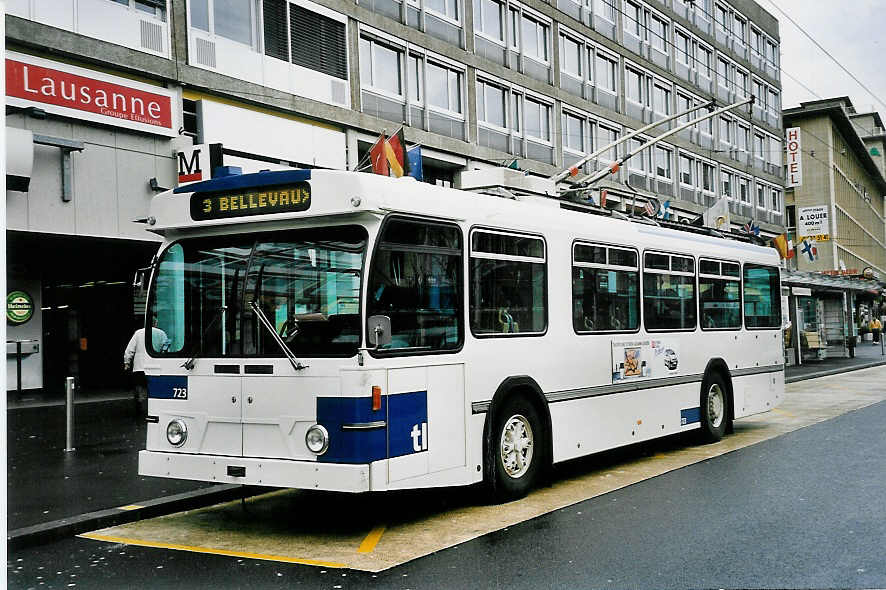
[560,34,582,79]
[562,111,585,152]
[624,0,643,38]
[425,0,459,21]
[655,145,672,179]
[719,116,732,147]
[368,218,463,353]
[715,3,729,34]
[477,79,506,128]
[596,52,618,93]
[520,13,549,62]
[426,61,463,113]
[699,259,741,330]
[675,29,690,66]
[696,44,712,78]
[743,265,780,329]
[736,123,749,153]
[628,137,647,172]
[721,170,733,199]
[701,161,715,192]
[470,230,547,335]
[478,0,504,41]
[737,176,749,203]
[191,0,255,46]
[286,4,348,79]
[771,187,782,213]
[649,14,668,53]
[644,252,696,331]
[756,183,766,208]
[525,97,551,142]
[679,153,693,185]
[596,0,617,22]
[653,82,671,115]
[626,67,644,105]
[573,244,640,333]
[360,37,403,96]
[733,15,746,44]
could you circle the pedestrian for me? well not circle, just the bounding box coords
[870,317,882,345]
[124,315,169,414]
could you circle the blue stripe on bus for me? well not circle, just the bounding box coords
[173,169,311,194]
[316,390,427,464]
[147,375,188,399]
[681,407,701,425]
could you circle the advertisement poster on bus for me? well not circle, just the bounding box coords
[611,339,681,382]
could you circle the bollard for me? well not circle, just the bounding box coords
[65,377,76,452]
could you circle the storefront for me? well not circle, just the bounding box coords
[6,51,179,399]
[781,270,885,365]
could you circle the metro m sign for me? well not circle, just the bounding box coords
[177,143,223,186]
[786,127,803,188]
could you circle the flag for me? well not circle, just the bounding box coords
[772,233,795,259]
[657,200,672,221]
[600,189,608,208]
[507,159,520,170]
[386,127,407,178]
[406,145,423,181]
[743,221,760,236]
[369,133,389,176]
[799,238,818,262]
[644,197,660,217]
[703,198,731,230]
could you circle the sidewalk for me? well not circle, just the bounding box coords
[6,395,254,548]
[785,341,886,383]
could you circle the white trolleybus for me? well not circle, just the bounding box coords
[137,164,784,501]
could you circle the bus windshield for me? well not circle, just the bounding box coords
[147,225,367,359]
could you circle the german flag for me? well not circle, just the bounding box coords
[385,127,408,178]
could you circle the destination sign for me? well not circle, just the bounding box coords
[190,183,311,221]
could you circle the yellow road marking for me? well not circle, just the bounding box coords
[118,505,144,511]
[771,408,796,418]
[357,526,386,554]
[78,532,347,568]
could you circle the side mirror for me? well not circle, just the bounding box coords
[367,315,392,349]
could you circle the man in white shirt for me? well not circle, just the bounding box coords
[124,316,169,414]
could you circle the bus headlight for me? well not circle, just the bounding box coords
[166,419,188,447]
[305,424,329,455]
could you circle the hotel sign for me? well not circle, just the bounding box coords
[190,184,312,221]
[786,127,803,188]
[5,51,177,137]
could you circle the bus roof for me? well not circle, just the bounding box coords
[150,169,779,265]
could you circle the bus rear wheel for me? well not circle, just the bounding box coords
[699,372,729,443]
[490,396,542,502]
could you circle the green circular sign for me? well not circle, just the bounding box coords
[7,291,35,325]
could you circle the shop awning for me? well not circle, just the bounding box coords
[781,269,885,295]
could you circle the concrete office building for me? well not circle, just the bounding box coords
[5,0,785,396]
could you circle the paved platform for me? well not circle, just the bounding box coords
[6,349,884,550]
[78,366,886,572]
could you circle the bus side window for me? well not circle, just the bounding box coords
[573,244,639,333]
[367,218,463,353]
[469,230,547,336]
[743,264,780,328]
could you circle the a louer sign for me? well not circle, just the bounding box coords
[5,51,177,137]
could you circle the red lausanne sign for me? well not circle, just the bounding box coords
[6,59,172,129]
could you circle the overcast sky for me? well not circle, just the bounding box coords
[769,0,886,118]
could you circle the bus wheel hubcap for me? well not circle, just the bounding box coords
[707,384,724,428]
[500,414,534,479]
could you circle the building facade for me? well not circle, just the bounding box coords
[5,0,786,396]
[781,97,886,364]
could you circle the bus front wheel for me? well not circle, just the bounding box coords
[490,396,542,502]
[699,372,729,443]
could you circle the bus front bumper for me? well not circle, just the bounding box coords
[138,450,371,492]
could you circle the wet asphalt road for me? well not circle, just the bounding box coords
[8,399,886,590]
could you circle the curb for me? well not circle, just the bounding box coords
[785,359,886,384]
[7,484,263,550]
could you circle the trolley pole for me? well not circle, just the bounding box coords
[64,376,76,452]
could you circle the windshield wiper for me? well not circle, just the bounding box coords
[249,300,308,371]
[182,305,226,370]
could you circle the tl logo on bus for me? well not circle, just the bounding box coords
[410,422,429,452]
